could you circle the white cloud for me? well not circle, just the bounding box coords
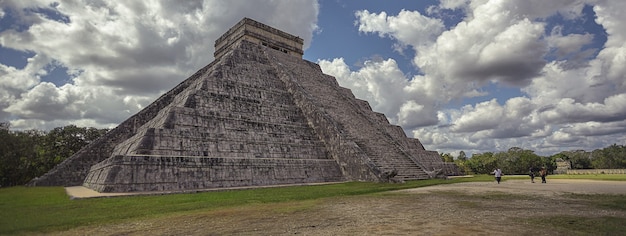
[0,0,319,130]
[592,1,626,90]
[562,120,626,137]
[539,94,626,124]
[319,57,439,129]
[0,53,51,121]
[356,9,444,49]
[341,0,626,155]
[439,0,470,10]
[2,0,626,156]
[6,82,76,120]
[547,27,594,58]
[450,99,503,133]
[397,100,426,128]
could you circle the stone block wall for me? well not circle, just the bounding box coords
[112,41,331,161]
[266,45,431,181]
[84,155,343,192]
[565,169,626,174]
[82,41,346,192]
[28,61,216,187]
[266,48,458,177]
[407,149,462,176]
[214,18,303,60]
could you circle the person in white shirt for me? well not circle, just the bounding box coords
[493,168,503,184]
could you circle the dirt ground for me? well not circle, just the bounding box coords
[52,179,626,236]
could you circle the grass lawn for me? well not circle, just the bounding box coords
[1,178,463,234]
[1,174,623,234]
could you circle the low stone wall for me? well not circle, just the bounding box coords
[84,155,344,192]
[565,169,626,174]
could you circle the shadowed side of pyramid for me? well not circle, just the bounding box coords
[265,46,459,181]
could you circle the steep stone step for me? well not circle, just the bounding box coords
[275,57,432,181]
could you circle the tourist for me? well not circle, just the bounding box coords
[493,168,503,184]
[539,167,547,183]
[529,167,535,183]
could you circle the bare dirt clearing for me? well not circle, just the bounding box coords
[402,178,626,196]
[51,179,626,235]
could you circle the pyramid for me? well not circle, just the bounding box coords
[29,18,459,192]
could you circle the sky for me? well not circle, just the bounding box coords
[1,0,625,157]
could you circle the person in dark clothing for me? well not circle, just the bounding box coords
[529,167,535,183]
[539,167,547,183]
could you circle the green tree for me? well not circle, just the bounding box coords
[35,125,108,177]
[542,156,557,173]
[0,129,44,187]
[465,152,498,174]
[592,144,626,169]
[0,125,108,187]
[457,151,467,161]
[442,143,625,176]
[441,153,454,162]
[501,147,543,174]
[453,151,471,174]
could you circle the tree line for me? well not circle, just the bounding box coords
[441,145,626,175]
[1,122,624,186]
[0,124,108,187]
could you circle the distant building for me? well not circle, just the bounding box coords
[554,158,572,174]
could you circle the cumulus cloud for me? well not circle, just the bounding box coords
[319,57,439,129]
[325,0,626,155]
[594,1,626,88]
[540,94,626,124]
[547,28,594,58]
[0,0,319,130]
[438,0,470,10]
[355,9,444,52]
[3,0,626,156]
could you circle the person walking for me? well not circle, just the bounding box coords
[529,167,535,183]
[493,168,503,184]
[539,167,547,183]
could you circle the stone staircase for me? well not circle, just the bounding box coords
[266,47,430,181]
[111,42,331,160]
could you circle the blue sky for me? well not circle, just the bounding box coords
[1,0,625,156]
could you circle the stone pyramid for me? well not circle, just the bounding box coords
[30,18,458,192]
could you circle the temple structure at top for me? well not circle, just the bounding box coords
[214,18,304,60]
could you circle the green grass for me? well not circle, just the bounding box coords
[1,174,623,234]
[564,193,626,211]
[0,178,463,234]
